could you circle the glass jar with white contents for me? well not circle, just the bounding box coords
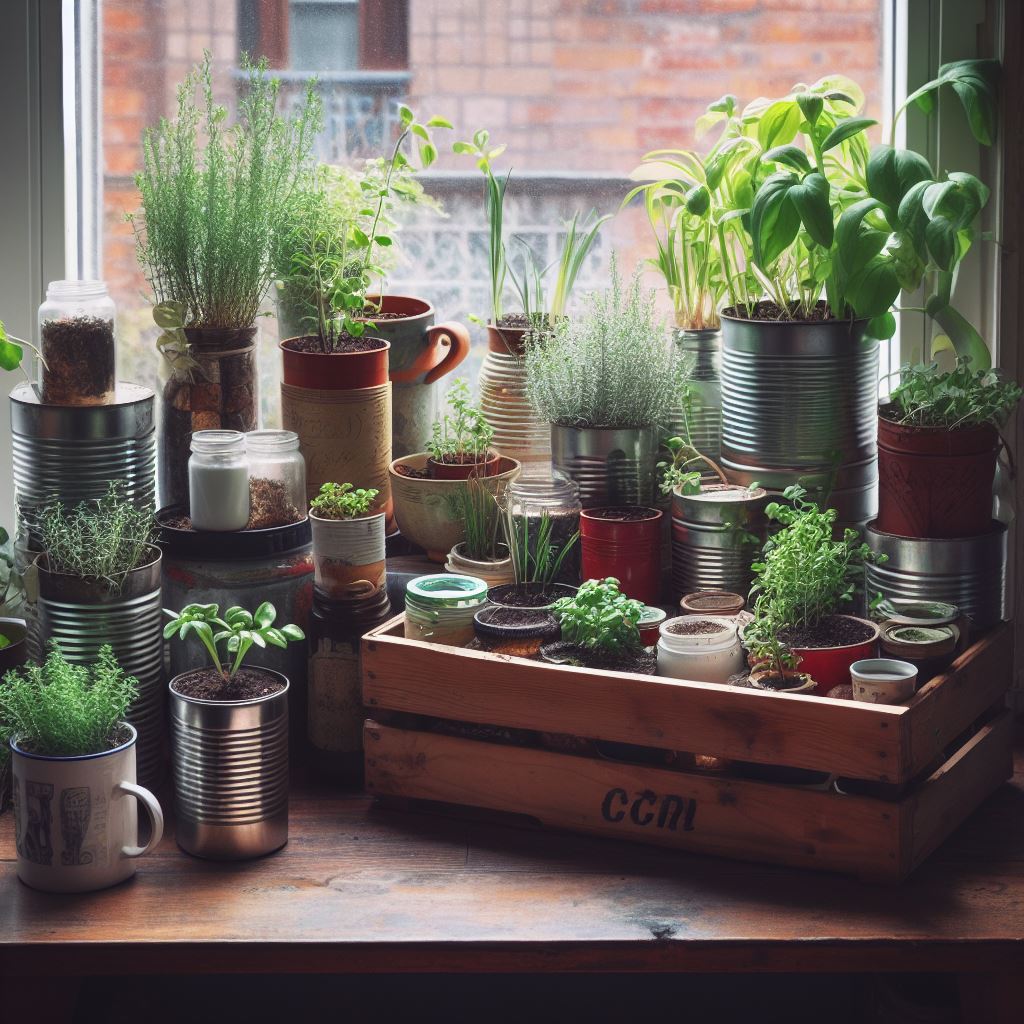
[189,430,250,532]
[245,430,307,529]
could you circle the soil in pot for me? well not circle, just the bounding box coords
[494,313,537,330]
[746,669,815,692]
[478,605,556,629]
[781,614,876,649]
[171,667,286,702]
[40,315,116,405]
[722,299,838,322]
[427,451,500,479]
[664,618,726,637]
[540,640,657,675]
[281,334,387,355]
[585,506,653,523]
[487,582,576,609]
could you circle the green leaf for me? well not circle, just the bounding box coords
[152,300,185,329]
[419,141,437,167]
[452,141,475,155]
[398,104,414,127]
[757,100,801,150]
[685,184,710,216]
[762,144,812,174]
[281,624,306,642]
[788,172,833,248]
[867,145,933,212]
[796,93,823,127]
[866,312,896,341]
[0,331,23,372]
[925,298,991,369]
[254,602,276,628]
[821,117,877,153]
[750,171,800,267]
[426,116,453,128]
[925,215,957,270]
[847,256,901,318]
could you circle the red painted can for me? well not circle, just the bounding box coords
[877,414,999,539]
[791,616,880,695]
[280,337,390,390]
[580,506,662,605]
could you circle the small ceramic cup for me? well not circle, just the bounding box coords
[850,658,918,705]
[10,723,164,893]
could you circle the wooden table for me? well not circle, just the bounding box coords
[3,733,1024,1022]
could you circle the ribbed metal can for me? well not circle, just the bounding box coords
[33,549,164,787]
[550,424,657,507]
[670,485,768,601]
[479,350,551,469]
[169,671,289,860]
[719,314,878,525]
[865,521,1006,631]
[665,329,722,467]
[10,382,156,540]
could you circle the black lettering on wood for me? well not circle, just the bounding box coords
[601,788,628,823]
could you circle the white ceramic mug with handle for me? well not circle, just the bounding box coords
[850,658,918,705]
[10,723,164,893]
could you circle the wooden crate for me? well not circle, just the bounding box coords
[362,619,1014,880]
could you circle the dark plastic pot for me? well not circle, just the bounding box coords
[0,617,29,675]
[280,336,390,390]
[580,506,662,605]
[427,450,501,480]
[790,615,880,695]
[877,412,1000,539]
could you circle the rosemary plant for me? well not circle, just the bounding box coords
[37,483,157,590]
[445,476,504,562]
[130,52,321,332]
[525,261,685,430]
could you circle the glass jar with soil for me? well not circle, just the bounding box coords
[37,280,116,406]
[160,326,259,509]
[504,472,581,586]
[307,586,392,784]
[245,430,307,530]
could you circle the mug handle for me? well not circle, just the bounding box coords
[389,321,471,384]
[117,781,165,858]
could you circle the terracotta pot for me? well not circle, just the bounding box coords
[427,450,501,480]
[580,506,662,605]
[877,412,1000,539]
[747,668,817,695]
[486,323,529,356]
[280,336,390,390]
[389,453,521,561]
[789,615,880,695]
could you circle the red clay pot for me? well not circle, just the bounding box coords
[427,450,501,480]
[365,295,471,385]
[486,323,529,356]
[790,616,880,695]
[877,413,1000,539]
[580,506,662,605]
[280,336,390,390]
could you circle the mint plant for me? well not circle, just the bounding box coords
[309,482,380,520]
[426,378,494,464]
[164,602,305,682]
[884,360,1022,430]
[552,577,644,654]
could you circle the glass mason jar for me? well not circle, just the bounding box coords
[188,430,250,532]
[37,280,117,406]
[504,470,582,585]
[403,574,488,647]
[245,430,307,529]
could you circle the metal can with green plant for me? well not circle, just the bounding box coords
[308,482,386,601]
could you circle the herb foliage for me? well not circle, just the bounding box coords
[552,577,644,654]
[309,482,380,520]
[883,360,1021,430]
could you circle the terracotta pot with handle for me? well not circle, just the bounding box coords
[280,336,390,390]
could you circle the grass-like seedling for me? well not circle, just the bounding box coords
[445,476,503,562]
[0,645,138,757]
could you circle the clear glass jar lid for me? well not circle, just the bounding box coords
[246,429,300,453]
[191,429,246,455]
[45,279,110,301]
[507,468,580,503]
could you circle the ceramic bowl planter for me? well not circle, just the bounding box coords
[309,510,387,601]
[168,668,290,860]
[0,617,29,675]
[34,547,165,787]
[9,723,164,893]
[389,454,521,561]
[719,310,878,527]
[366,294,471,460]
[670,484,768,601]
[550,424,658,507]
[876,411,1000,539]
[580,506,662,605]
[445,542,515,589]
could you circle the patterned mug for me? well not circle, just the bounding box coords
[10,723,164,893]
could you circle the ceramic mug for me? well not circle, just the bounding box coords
[10,723,164,893]
[850,658,918,705]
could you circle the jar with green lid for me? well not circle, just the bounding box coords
[404,574,489,647]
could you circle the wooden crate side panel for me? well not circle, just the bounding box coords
[903,709,1014,877]
[364,721,903,880]
[904,625,1013,778]
[362,632,906,783]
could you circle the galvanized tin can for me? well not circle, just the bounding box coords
[665,328,722,468]
[169,671,289,860]
[719,314,878,525]
[550,424,658,507]
[34,549,164,787]
[670,484,768,601]
[865,521,1006,630]
[10,382,156,540]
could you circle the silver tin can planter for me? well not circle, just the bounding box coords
[10,381,156,540]
[719,313,878,526]
[666,328,722,470]
[550,424,658,507]
[9,723,164,893]
[34,548,165,788]
[670,484,768,601]
[865,521,1007,631]
[169,670,290,860]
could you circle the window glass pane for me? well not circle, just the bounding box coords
[98,0,888,427]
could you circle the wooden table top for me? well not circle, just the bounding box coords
[3,733,1024,978]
